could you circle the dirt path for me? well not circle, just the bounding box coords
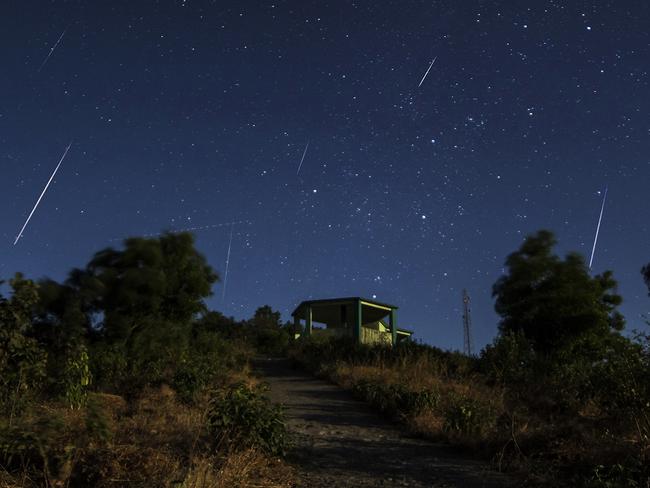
[254,358,517,488]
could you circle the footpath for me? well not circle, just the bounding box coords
[254,358,518,488]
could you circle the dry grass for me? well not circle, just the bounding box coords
[406,411,445,438]
[180,451,294,488]
[332,361,505,437]
[1,384,295,488]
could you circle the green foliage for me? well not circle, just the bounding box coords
[87,343,127,392]
[251,305,282,329]
[172,327,251,404]
[0,274,47,415]
[207,383,290,456]
[74,232,217,343]
[479,331,535,387]
[194,310,240,338]
[246,305,292,356]
[63,345,91,409]
[84,396,112,444]
[50,232,220,393]
[443,393,496,437]
[352,380,439,416]
[590,334,650,433]
[293,336,476,381]
[0,403,112,486]
[493,230,624,355]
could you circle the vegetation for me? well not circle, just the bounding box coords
[3,228,650,486]
[208,383,290,457]
[290,231,650,487]
[0,232,293,487]
[493,230,624,354]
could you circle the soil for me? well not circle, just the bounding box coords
[254,358,519,488]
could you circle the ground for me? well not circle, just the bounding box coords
[254,358,518,488]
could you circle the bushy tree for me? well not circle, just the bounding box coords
[248,306,290,356]
[493,230,624,355]
[61,232,219,390]
[251,305,282,329]
[80,232,218,344]
[0,274,46,416]
[33,279,91,407]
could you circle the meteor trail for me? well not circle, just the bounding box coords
[418,56,437,88]
[37,28,67,72]
[108,220,252,242]
[296,141,310,175]
[222,223,235,301]
[14,141,73,245]
[588,185,608,270]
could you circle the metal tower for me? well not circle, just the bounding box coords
[462,289,474,356]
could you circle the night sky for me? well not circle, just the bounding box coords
[2,1,649,350]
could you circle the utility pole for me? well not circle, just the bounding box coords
[462,289,474,356]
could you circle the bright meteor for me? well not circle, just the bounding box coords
[418,56,437,88]
[296,140,310,175]
[37,28,67,72]
[14,141,73,245]
[588,185,608,270]
[222,223,235,301]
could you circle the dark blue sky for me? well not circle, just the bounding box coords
[1,1,649,350]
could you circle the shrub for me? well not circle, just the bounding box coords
[88,343,128,393]
[207,383,290,456]
[443,393,497,438]
[62,345,92,409]
[352,380,438,417]
[0,274,47,417]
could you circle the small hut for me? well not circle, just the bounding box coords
[291,297,413,346]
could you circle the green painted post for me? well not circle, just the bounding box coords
[306,305,312,337]
[293,315,300,337]
[390,308,397,346]
[355,299,362,344]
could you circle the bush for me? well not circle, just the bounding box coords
[207,383,290,456]
[0,403,112,487]
[62,345,92,409]
[442,393,496,438]
[352,380,438,416]
[0,275,47,416]
[172,329,252,404]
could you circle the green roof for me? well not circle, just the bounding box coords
[291,296,398,317]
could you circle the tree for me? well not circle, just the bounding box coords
[642,264,650,296]
[248,306,290,355]
[77,232,218,344]
[493,230,624,354]
[57,232,218,389]
[0,274,46,415]
[33,278,91,407]
[251,305,282,329]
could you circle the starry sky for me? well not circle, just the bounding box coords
[2,1,649,351]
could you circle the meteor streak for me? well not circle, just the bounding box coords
[37,28,67,72]
[222,223,235,301]
[418,56,437,88]
[14,142,72,245]
[108,220,252,242]
[588,186,608,270]
[296,141,310,175]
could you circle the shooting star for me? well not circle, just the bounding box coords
[296,141,310,175]
[222,223,235,301]
[14,141,73,245]
[588,185,608,270]
[37,28,67,72]
[418,56,437,88]
[108,219,252,242]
